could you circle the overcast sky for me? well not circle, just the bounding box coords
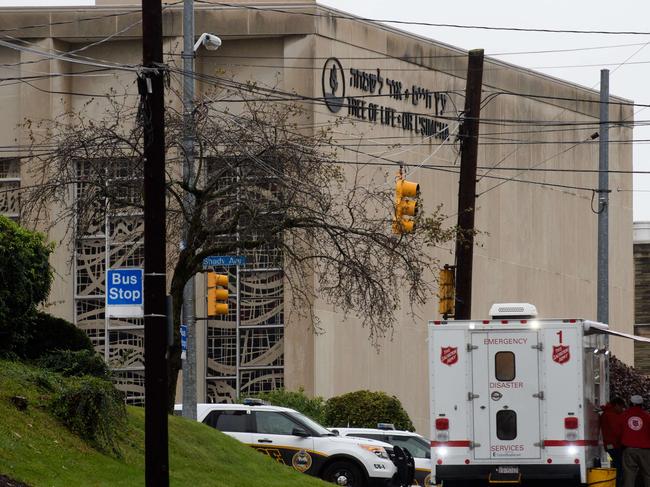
[1,0,649,220]
[318,0,650,222]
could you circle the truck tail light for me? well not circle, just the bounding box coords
[435,418,449,430]
[435,417,449,442]
[565,417,578,429]
[565,416,578,441]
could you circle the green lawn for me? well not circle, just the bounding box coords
[0,360,327,486]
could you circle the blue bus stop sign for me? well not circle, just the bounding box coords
[106,268,144,318]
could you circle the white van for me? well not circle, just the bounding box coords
[428,303,620,485]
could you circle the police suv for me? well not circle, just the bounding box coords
[189,401,414,487]
[331,425,431,486]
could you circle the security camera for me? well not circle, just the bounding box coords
[193,33,222,52]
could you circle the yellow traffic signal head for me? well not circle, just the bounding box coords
[393,176,420,234]
[438,268,455,316]
[207,272,229,316]
[208,272,228,288]
[396,179,419,198]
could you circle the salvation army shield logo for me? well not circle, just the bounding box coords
[552,345,570,364]
[441,347,458,366]
[629,416,644,431]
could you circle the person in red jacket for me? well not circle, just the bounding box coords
[621,395,650,487]
[601,397,626,487]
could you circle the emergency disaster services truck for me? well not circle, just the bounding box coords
[428,303,644,486]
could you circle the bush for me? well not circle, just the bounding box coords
[324,390,414,431]
[50,375,126,455]
[0,216,53,352]
[610,356,650,404]
[257,387,327,424]
[22,312,93,359]
[38,349,108,378]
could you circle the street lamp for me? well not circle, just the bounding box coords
[193,32,222,52]
[181,25,222,421]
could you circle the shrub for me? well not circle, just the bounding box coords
[22,312,93,359]
[257,387,327,424]
[50,375,126,455]
[324,390,414,431]
[0,216,53,352]
[610,356,650,404]
[38,349,108,378]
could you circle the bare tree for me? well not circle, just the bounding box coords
[21,88,455,409]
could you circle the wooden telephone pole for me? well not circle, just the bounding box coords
[454,49,484,320]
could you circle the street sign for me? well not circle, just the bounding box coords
[202,255,247,269]
[180,324,187,360]
[106,268,144,318]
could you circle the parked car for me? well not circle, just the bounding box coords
[176,401,414,487]
[331,425,431,486]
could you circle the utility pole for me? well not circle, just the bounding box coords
[454,49,484,320]
[141,0,169,484]
[181,0,198,421]
[597,69,610,324]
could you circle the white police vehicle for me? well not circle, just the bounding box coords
[331,425,431,486]
[182,400,415,487]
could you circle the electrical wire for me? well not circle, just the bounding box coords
[196,1,650,36]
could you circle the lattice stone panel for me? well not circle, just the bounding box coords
[75,158,145,403]
[108,329,145,369]
[207,324,237,377]
[109,242,144,269]
[0,159,19,178]
[206,378,237,404]
[243,244,283,268]
[239,271,284,327]
[0,180,20,217]
[75,239,106,296]
[240,369,284,397]
[75,298,106,354]
[239,328,284,368]
[112,369,145,405]
[109,215,144,243]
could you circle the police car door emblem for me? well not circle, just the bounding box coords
[440,347,458,366]
[292,450,313,472]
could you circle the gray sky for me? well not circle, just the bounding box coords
[1,0,648,220]
[319,0,650,222]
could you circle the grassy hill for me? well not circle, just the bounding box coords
[0,360,327,486]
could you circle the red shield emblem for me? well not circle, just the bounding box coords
[552,345,570,364]
[441,347,458,366]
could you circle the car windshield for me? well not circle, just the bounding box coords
[389,435,431,459]
[286,411,335,436]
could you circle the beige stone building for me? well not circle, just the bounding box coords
[0,0,634,433]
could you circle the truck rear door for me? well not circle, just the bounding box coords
[470,330,541,461]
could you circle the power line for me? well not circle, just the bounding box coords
[196,1,650,36]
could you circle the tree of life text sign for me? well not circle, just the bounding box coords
[106,269,144,318]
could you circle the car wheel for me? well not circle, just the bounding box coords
[321,461,367,487]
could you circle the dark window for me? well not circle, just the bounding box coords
[388,436,430,458]
[496,410,517,440]
[203,410,249,432]
[495,352,516,381]
[255,411,303,435]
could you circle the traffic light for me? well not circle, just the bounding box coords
[438,266,455,317]
[392,176,419,234]
[207,272,229,316]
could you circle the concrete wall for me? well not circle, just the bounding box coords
[0,2,634,435]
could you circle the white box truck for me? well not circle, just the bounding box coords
[427,303,633,486]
